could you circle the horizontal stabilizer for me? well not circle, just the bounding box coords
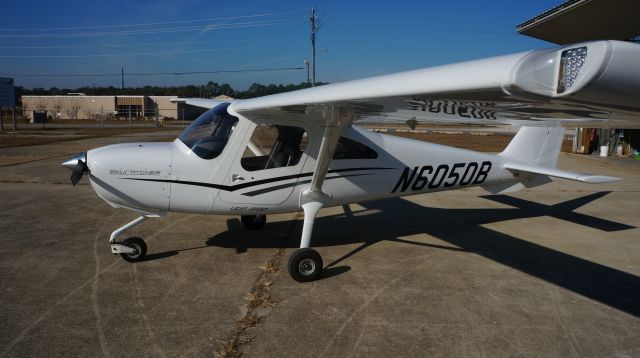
[504,162,619,183]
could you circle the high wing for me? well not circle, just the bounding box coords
[166,41,640,282]
[179,40,640,203]
[225,40,640,198]
[228,40,640,129]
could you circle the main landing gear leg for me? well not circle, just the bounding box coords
[110,215,148,262]
[288,202,323,282]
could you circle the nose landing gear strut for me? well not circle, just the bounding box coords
[109,215,149,262]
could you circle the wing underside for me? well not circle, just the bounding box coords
[229,40,640,129]
[180,40,640,199]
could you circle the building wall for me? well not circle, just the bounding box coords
[21,95,180,121]
[149,96,178,119]
[22,95,116,121]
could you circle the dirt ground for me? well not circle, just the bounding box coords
[387,131,574,153]
[1,126,574,153]
[0,128,177,148]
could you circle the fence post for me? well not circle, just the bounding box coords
[155,104,159,128]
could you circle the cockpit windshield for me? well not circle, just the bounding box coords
[178,103,238,159]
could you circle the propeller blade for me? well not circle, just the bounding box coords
[70,160,87,186]
[63,152,88,186]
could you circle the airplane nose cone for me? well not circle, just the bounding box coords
[62,152,87,170]
[62,152,89,186]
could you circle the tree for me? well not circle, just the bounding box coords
[205,81,221,97]
[82,107,96,120]
[64,98,83,120]
[52,101,63,119]
[219,83,234,97]
[406,117,418,131]
[15,81,330,101]
[35,99,48,112]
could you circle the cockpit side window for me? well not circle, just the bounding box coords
[333,136,378,159]
[178,103,238,160]
[241,124,307,171]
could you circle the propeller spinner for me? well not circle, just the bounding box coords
[62,152,89,186]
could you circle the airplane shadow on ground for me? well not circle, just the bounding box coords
[167,191,640,317]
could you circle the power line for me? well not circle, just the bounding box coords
[0,47,250,58]
[0,19,294,38]
[0,12,297,32]
[0,67,304,77]
[0,38,260,49]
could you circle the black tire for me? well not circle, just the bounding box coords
[241,215,266,231]
[288,248,323,282]
[120,237,147,262]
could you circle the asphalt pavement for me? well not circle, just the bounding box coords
[0,131,638,357]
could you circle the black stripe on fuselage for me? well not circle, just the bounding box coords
[241,173,372,197]
[122,167,393,195]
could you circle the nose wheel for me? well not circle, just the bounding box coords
[288,248,323,282]
[109,216,150,263]
[119,237,147,262]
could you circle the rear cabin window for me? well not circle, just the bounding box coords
[241,124,308,171]
[333,137,378,160]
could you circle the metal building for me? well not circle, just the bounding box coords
[21,95,180,121]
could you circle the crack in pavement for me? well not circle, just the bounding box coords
[213,213,302,358]
[0,214,190,357]
[92,213,117,358]
[0,217,119,358]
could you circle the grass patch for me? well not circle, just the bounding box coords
[213,247,286,357]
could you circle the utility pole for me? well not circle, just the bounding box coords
[308,7,321,86]
[121,67,124,90]
[304,60,310,85]
[155,102,159,128]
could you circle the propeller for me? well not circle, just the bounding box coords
[62,152,89,186]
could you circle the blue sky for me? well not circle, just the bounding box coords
[1,0,563,90]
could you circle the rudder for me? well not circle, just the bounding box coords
[500,126,564,167]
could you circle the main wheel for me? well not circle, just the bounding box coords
[241,215,266,231]
[120,237,147,262]
[288,248,323,282]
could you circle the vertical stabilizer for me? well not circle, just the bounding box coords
[491,126,618,194]
[500,126,564,167]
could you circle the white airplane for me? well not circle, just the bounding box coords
[63,40,640,282]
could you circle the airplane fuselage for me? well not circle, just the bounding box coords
[86,120,519,217]
[65,39,639,281]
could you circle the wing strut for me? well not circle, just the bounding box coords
[301,105,353,202]
[293,106,352,281]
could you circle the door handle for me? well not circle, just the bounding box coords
[231,174,245,182]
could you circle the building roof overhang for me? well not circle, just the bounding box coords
[517,0,640,44]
